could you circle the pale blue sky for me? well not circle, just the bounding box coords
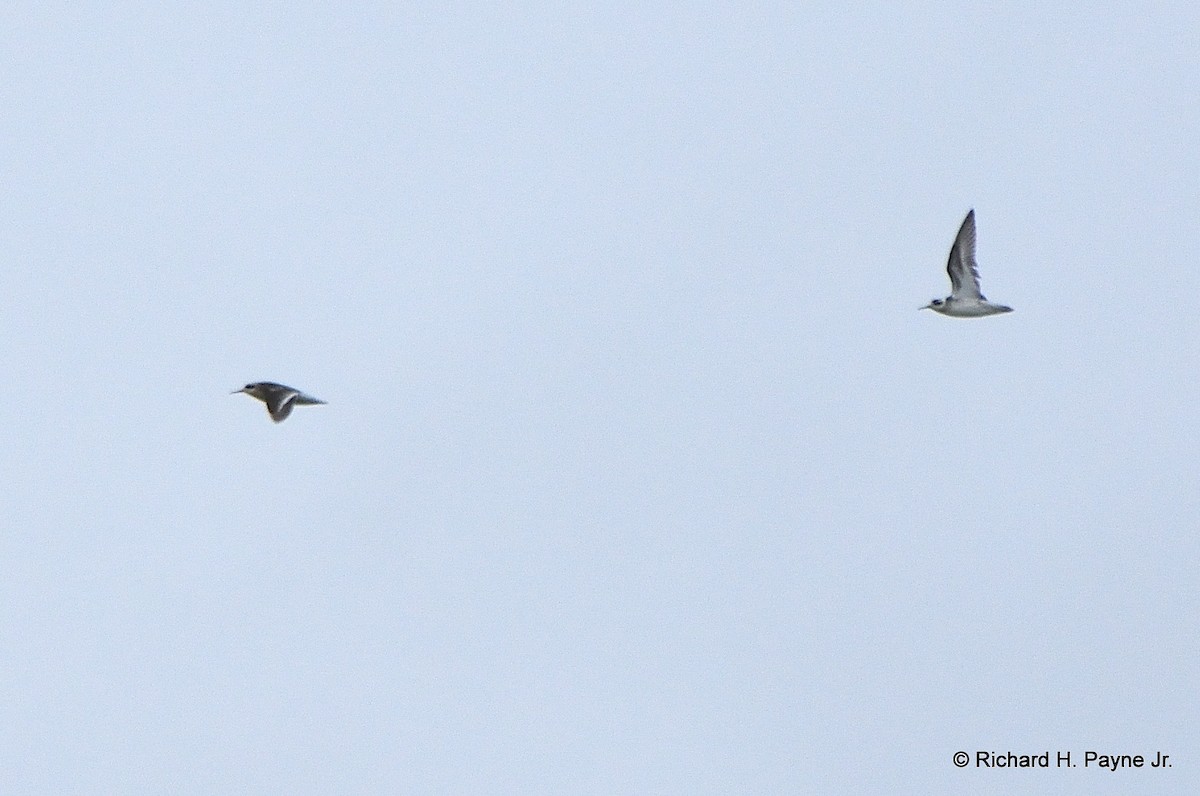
[2,4,1198,793]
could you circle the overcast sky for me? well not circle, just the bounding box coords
[2,4,1198,794]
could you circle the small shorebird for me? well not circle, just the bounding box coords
[922,209,1012,317]
[233,382,326,423]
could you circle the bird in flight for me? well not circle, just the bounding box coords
[233,382,326,423]
[922,209,1012,317]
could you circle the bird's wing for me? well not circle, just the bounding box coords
[266,391,298,422]
[945,209,984,301]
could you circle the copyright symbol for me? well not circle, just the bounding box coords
[953,751,970,767]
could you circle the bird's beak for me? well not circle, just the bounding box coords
[231,388,246,395]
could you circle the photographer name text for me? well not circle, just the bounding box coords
[953,750,1172,771]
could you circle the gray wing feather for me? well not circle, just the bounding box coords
[946,209,983,300]
[266,391,298,422]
